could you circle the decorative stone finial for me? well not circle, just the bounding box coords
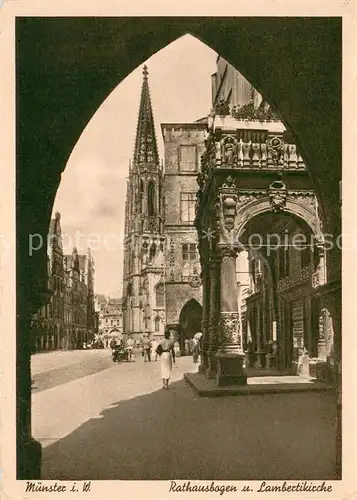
[143,65,148,78]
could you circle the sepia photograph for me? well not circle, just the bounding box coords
[1,6,356,498]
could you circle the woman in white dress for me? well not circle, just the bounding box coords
[157,329,175,389]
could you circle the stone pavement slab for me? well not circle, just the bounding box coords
[184,372,333,397]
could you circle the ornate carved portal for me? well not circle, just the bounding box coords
[195,119,328,388]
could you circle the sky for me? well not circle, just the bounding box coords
[53,35,217,298]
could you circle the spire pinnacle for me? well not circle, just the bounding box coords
[133,65,159,167]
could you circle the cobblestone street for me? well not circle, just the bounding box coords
[32,351,337,480]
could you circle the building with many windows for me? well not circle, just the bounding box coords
[96,296,124,337]
[31,212,96,351]
[160,121,207,348]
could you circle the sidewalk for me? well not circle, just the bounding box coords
[34,357,338,480]
[31,349,110,375]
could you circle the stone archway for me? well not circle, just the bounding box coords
[236,206,324,372]
[16,18,341,478]
[179,299,203,353]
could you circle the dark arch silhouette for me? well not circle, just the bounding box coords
[16,19,342,479]
[179,299,203,352]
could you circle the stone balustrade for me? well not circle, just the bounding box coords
[201,121,306,176]
[277,265,311,291]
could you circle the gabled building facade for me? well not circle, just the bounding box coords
[31,212,96,352]
[97,296,124,337]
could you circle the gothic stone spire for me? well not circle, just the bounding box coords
[133,65,159,168]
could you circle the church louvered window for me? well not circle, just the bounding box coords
[148,181,156,216]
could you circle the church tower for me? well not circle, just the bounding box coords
[122,66,165,340]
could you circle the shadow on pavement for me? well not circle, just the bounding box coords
[42,376,338,481]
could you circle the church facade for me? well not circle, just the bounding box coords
[122,66,166,341]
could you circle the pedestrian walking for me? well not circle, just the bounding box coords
[156,328,175,389]
[126,336,135,362]
[192,337,199,363]
[174,341,181,358]
[184,338,190,355]
[151,338,158,361]
[142,335,152,362]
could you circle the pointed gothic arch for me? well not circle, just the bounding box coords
[179,298,203,343]
[16,20,342,478]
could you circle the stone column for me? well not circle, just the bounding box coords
[316,279,341,478]
[199,263,210,374]
[255,301,265,368]
[206,259,221,378]
[317,309,327,360]
[18,287,51,478]
[215,246,247,386]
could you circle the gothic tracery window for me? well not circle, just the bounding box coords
[155,282,164,308]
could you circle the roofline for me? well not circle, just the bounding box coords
[160,122,208,130]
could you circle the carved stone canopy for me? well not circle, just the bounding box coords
[268,179,287,213]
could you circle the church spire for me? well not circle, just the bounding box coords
[133,65,159,168]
